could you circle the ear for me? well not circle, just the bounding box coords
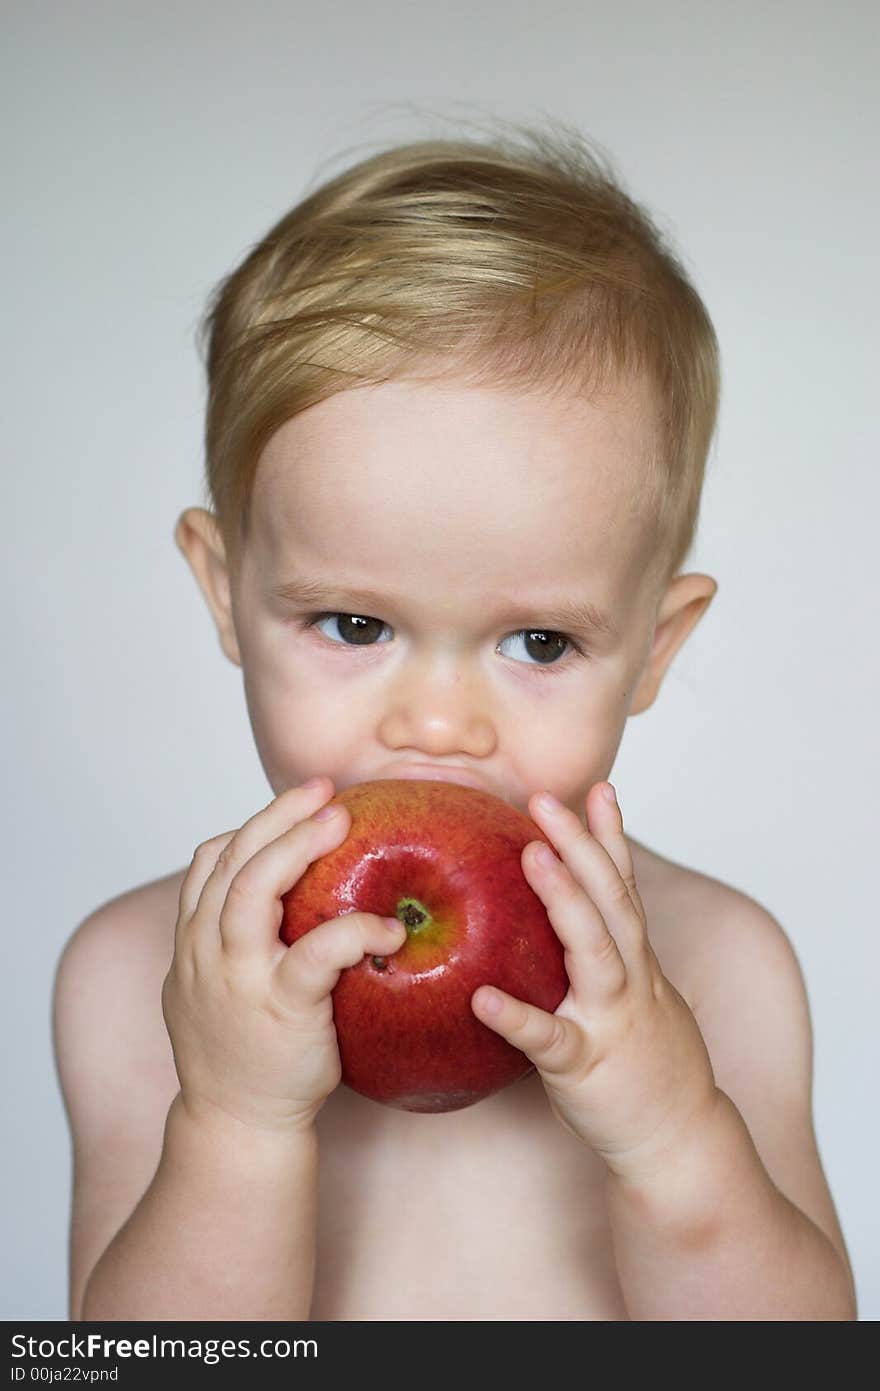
[174,507,242,667]
[628,573,718,716]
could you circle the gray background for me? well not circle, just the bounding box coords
[4,0,878,1320]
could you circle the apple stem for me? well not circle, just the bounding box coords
[397,897,431,934]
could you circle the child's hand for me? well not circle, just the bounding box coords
[161,777,407,1135]
[471,784,719,1181]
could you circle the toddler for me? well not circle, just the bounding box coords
[53,122,856,1320]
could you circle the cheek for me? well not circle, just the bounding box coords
[242,659,370,790]
[509,681,630,798]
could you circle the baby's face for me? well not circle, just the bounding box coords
[225,374,664,818]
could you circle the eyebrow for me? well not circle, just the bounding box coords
[270,576,618,640]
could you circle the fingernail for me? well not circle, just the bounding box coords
[384,917,405,933]
[535,792,562,814]
[303,775,325,789]
[314,803,340,821]
[602,784,617,805]
[534,843,558,869]
[479,987,502,1015]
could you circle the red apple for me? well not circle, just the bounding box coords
[279,779,569,1113]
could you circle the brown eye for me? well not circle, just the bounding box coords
[311,613,390,646]
[498,629,573,667]
[525,630,568,664]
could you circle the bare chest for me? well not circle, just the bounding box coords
[310,1073,629,1321]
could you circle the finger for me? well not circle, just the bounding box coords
[520,839,627,1002]
[191,778,336,950]
[214,799,354,963]
[178,831,237,927]
[584,782,647,926]
[275,911,407,1011]
[471,986,587,1079]
[528,790,649,979]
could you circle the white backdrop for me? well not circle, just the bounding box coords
[4,0,877,1320]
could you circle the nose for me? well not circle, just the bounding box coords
[378,653,497,759]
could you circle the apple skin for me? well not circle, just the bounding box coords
[279,779,569,1114]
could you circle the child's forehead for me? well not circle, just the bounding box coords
[253,375,656,529]
[246,378,658,616]
[263,372,652,450]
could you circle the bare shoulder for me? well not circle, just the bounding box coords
[54,870,187,1058]
[53,865,188,1114]
[52,867,188,1318]
[630,835,855,1298]
[67,866,188,962]
[626,835,765,1008]
[628,829,806,1029]
[629,834,812,1082]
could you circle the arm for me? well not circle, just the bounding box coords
[54,904,321,1321]
[605,901,857,1321]
[605,1087,855,1320]
[81,1096,318,1321]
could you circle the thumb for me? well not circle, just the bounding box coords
[471,987,584,1077]
[277,911,406,1009]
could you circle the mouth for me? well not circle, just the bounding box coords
[381,763,493,795]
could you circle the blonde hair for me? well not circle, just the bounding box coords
[197,117,720,593]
